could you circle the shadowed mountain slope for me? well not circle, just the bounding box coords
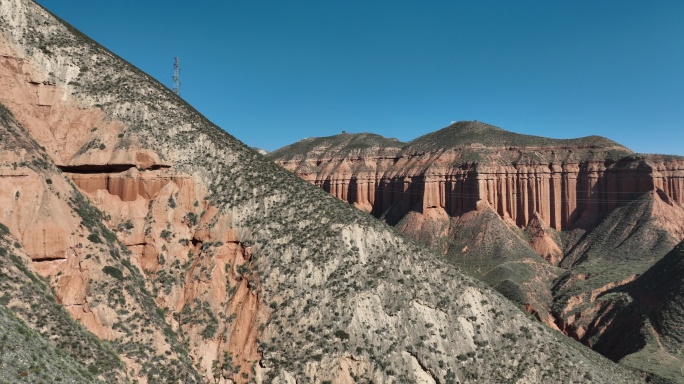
[0,219,120,384]
[571,240,684,384]
[621,240,684,383]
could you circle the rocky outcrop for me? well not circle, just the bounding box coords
[0,97,201,381]
[0,9,261,382]
[525,212,563,265]
[68,169,189,202]
[0,224,127,383]
[272,129,684,232]
[278,132,405,214]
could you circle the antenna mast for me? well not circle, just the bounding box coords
[173,57,181,96]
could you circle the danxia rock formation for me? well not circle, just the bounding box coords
[272,121,684,230]
[0,1,646,383]
[270,122,684,382]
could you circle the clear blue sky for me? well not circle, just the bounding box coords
[36,0,684,155]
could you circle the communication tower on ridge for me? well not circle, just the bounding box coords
[173,57,181,96]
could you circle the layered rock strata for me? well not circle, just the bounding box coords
[273,128,684,232]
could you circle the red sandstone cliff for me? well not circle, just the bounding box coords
[0,19,266,382]
[272,123,684,234]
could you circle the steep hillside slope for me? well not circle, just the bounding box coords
[0,1,644,383]
[620,240,684,383]
[270,123,684,381]
[0,99,202,381]
[553,190,684,337]
[567,240,684,384]
[0,221,116,384]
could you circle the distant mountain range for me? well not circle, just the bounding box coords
[269,121,684,383]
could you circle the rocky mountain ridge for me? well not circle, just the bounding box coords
[269,122,684,382]
[0,1,645,383]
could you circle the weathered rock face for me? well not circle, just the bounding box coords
[0,99,198,381]
[0,5,265,381]
[0,220,127,383]
[0,51,263,378]
[272,127,684,233]
[277,132,406,214]
[270,123,684,382]
[470,157,680,230]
